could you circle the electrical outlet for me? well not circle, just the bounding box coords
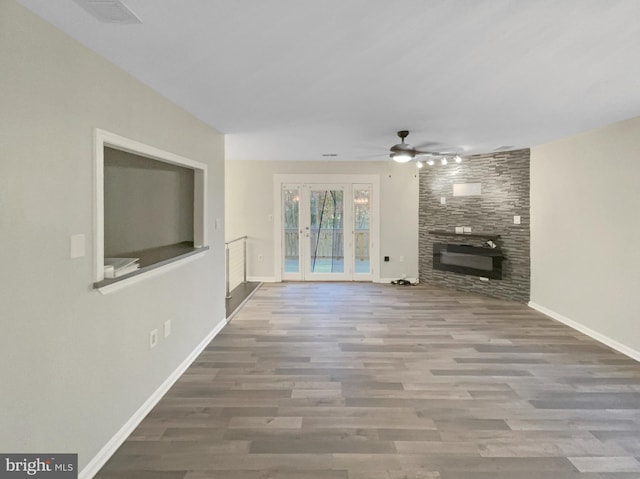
[164,320,171,338]
[149,329,158,349]
[399,255,405,263]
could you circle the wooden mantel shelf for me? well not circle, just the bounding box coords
[427,230,501,240]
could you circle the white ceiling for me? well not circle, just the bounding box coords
[17,0,640,161]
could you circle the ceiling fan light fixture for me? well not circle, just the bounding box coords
[427,159,435,166]
[441,157,448,165]
[454,154,462,163]
[391,153,413,163]
[416,160,424,169]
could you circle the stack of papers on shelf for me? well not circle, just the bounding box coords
[104,257,140,278]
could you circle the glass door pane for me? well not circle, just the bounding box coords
[354,188,370,274]
[283,188,300,273]
[309,189,344,274]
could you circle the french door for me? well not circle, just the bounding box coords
[282,183,372,281]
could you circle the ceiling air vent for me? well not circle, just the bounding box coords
[74,0,142,24]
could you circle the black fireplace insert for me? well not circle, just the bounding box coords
[433,243,504,279]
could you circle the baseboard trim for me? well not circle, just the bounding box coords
[528,301,640,363]
[79,317,228,479]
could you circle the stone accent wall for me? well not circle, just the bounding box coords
[418,149,530,303]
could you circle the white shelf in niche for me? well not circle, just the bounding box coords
[94,129,208,290]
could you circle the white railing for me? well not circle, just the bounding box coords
[225,236,247,299]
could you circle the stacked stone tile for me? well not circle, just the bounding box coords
[418,149,530,303]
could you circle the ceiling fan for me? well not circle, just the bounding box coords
[389,130,461,166]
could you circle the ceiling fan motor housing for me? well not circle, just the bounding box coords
[390,143,415,154]
[390,130,416,159]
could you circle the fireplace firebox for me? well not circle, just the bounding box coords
[433,243,504,279]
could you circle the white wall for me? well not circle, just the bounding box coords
[0,0,225,473]
[226,160,419,281]
[530,116,640,358]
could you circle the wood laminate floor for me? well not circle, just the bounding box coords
[96,282,640,479]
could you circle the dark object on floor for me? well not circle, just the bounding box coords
[391,279,412,285]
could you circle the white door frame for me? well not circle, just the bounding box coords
[274,174,380,282]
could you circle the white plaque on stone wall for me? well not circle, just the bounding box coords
[453,183,482,196]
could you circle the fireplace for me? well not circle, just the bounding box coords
[433,243,504,279]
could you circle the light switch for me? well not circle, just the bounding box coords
[514,215,521,225]
[463,227,472,233]
[455,226,463,234]
[440,197,446,205]
[70,234,85,259]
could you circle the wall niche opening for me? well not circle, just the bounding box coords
[104,147,195,257]
[94,129,208,290]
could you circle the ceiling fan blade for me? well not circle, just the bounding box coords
[413,141,442,150]
[414,150,442,156]
[415,146,458,156]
